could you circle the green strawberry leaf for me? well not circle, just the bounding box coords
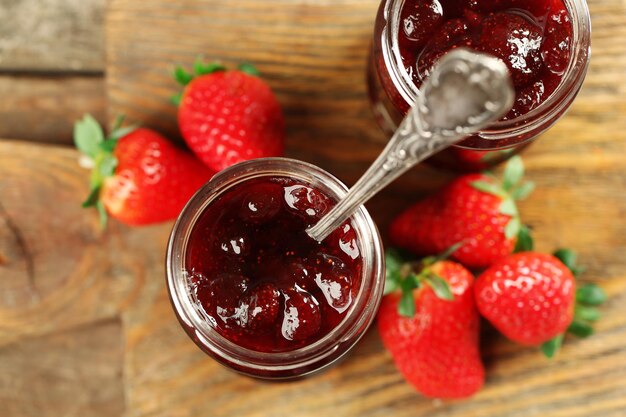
[112,114,126,131]
[576,283,607,306]
[568,320,594,338]
[108,125,138,141]
[194,59,226,76]
[541,334,564,358]
[99,138,119,153]
[174,66,194,86]
[514,224,534,252]
[425,274,454,301]
[399,290,416,318]
[74,114,105,158]
[170,93,183,107]
[82,186,101,208]
[553,248,585,276]
[511,181,535,200]
[384,249,407,295]
[574,305,601,322]
[430,242,463,264]
[385,248,405,273]
[384,269,400,295]
[98,153,118,179]
[74,114,133,229]
[499,198,518,216]
[505,217,521,240]
[96,201,108,229]
[502,156,524,191]
[471,180,505,198]
[553,248,577,270]
[238,62,260,76]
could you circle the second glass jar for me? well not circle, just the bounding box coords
[368,0,591,171]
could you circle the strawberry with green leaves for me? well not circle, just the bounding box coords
[378,248,484,399]
[475,248,606,357]
[75,114,214,226]
[389,156,534,270]
[173,61,285,172]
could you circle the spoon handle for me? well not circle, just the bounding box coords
[307,49,515,242]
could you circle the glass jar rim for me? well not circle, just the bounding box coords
[382,0,591,143]
[166,158,385,375]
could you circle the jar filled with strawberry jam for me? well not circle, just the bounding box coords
[368,0,591,171]
[166,158,384,378]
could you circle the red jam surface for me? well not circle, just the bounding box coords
[185,176,363,353]
[397,0,573,119]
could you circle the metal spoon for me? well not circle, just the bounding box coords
[307,48,515,242]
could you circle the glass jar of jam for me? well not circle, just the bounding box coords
[368,0,591,171]
[166,158,385,378]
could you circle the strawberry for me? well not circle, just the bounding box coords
[389,156,534,270]
[475,248,606,357]
[378,249,484,399]
[74,114,214,226]
[173,61,285,172]
[281,287,322,341]
[477,12,544,88]
[242,283,281,330]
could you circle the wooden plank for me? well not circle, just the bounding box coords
[104,0,626,416]
[0,140,169,347]
[0,0,105,72]
[0,75,106,145]
[0,319,125,417]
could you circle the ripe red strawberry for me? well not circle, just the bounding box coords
[475,249,606,357]
[389,156,534,270]
[174,61,285,172]
[378,250,484,399]
[74,114,214,226]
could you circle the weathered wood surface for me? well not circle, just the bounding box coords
[0,0,106,144]
[0,0,625,415]
[112,0,623,415]
[0,0,105,72]
[0,75,106,144]
[1,129,625,417]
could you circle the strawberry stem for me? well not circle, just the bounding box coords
[73,114,138,229]
[385,248,455,317]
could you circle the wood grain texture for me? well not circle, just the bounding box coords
[0,141,150,347]
[0,0,106,144]
[0,137,625,417]
[0,0,622,415]
[0,0,105,72]
[0,75,106,144]
[103,0,626,416]
[0,319,125,417]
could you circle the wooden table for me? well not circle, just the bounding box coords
[1,1,626,416]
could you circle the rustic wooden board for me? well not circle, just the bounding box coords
[0,0,106,144]
[0,75,106,145]
[105,0,626,416]
[0,319,125,417]
[0,0,105,72]
[2,0,624,415]
[1,136,626,415]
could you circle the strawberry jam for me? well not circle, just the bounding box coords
[185,176,363,353]
[397,0,573,120]
[368,0,590,171]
